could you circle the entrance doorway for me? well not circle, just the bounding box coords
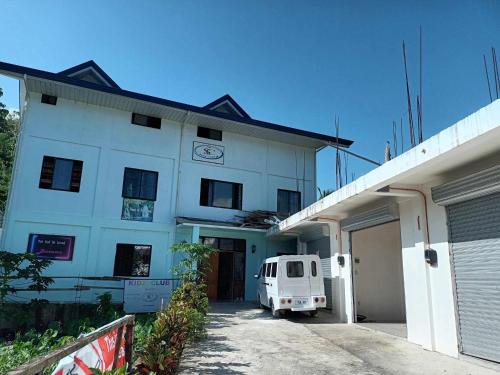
[201,237,246,301]
[350,221,406,337]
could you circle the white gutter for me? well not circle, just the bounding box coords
[176,222,267,233]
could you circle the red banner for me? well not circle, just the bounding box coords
[52,326,126,375]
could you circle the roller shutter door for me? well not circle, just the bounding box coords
[447,192,500,362]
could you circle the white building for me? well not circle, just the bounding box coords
[269,99,500,364]
[0,60,352,305]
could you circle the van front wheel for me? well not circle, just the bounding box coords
[270,300,281,319]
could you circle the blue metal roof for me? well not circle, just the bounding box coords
[0,60,353,147]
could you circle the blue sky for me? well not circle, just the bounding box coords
[1,1,499,192]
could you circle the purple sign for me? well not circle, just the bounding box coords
[27,234,75,261]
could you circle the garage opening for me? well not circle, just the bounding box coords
[201,237,246,301]
[351,220,407,338]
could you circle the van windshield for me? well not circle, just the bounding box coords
[286,261,304,278]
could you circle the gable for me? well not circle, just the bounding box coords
[204,94,251,119]
[58,61,120,89]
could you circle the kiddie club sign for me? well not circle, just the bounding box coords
[124,279,173,313]
[27,233,75,261]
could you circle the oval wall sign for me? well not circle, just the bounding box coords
[194,144,224,160]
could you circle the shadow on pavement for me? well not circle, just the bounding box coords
[179,304,252,374]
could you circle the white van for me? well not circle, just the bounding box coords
[255,255,326,318]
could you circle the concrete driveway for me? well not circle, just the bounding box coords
[179,303,499,375]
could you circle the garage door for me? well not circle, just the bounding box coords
[447,192,500,362]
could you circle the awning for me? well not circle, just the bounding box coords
[176,217,267,232]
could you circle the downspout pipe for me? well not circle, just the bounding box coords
[376,186,431,250]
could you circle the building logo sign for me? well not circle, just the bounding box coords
[192,141,224,165]
[27,233,75,261]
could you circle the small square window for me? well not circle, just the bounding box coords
[286,261,304,278]
[39,156,83,192]
[131,113,161,129]
[197,126,222,141]
[41,94,57,105]
[122,168,158,201]
[200,178,242,210]
[113,244,152,277]
[277,189,301,216]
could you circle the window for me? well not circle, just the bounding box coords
[277,189,301,216]
[311,261,317,277]
[122,168,158,201]
[113,244,152,277]
[39,156,83,192]
[261,264,266,277]
[266,263,272,277]
[200,178,242,210]
[131,113,161,129]
[286,261,304,278]
[41,94,57,105]
[197,126,222,141]
[271,262,277,277]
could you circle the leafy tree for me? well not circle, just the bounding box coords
[171,242,215,283]
[0,251,53,302]
[317,187,334,199]
[0,87,20,215]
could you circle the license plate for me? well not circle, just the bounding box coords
[294,298,309,306]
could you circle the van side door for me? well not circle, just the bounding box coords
[309,259,322,296]
[259,263,268,306]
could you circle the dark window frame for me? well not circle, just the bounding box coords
[131,113,162,129]
[266,263,272,277]
[277,189,302,216]
[311,261,317,277]
[41,94,57,105]
[122,167,159,201]
[200,178,243,210]
[113,243,152,277]
[197,126,222,141]
[39,156,83,193]
[286,261,304,278]
[271,262,277,278]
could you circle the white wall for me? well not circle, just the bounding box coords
[2,92,318,302]
[177,124,316,221]
[351,221,406,322]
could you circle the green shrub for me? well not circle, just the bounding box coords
[0,328,73,374]
[136,306,189,375]
[170,282,209,341]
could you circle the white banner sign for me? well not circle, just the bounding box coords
[124,279,173,313]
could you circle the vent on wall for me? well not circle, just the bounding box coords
[41,94,57,105]
[131,113,162,129]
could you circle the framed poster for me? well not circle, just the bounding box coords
[121,198,154,222]
[124,279,173,313]
[27,233,75,261]
[192,141,224,165]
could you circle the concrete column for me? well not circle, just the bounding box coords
[191,225,200,243]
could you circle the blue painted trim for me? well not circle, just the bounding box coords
[204,94,252,119]
[58,60,121,89]
[0,61,353,147]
